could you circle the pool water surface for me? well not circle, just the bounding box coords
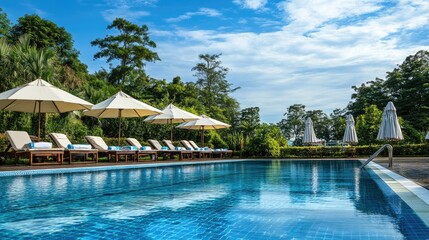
[0,160,428,239]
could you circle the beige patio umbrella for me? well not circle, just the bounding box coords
[342,114,358,144]
[176,115,230,147]
[0,79,93,141]
[303,117,317,144]
[144,103,200,141]
[84,91,162,145]
[377,101,403,141]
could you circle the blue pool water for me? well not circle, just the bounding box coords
[0,160,428,239]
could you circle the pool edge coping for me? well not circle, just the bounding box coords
[362,160,429,227]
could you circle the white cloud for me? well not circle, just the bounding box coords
[233,0,268,10]
[101,0,153,22]
[147,0,429,122]
[166,8,222,22]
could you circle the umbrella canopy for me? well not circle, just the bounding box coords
[144,103,199,141]
[377,101,403,141]
[303,117,317,144]
[176,115,230,147]
[84,91,162,145]
[342,114,358,144]
[0,79,93,140]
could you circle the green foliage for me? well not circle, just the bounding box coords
[280,144,429,158]
[245,123,287,157]
[278,104,306,139]
[0,8,11,38]
[355,105,382,145]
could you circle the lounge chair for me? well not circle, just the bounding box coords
[125,138,158,161]
[163,140,199,159]
[148,139,191,161]
[180,140,212,159]
[189,140,233,158]
[85,136,136,162]
[49,133,98,164]
[5,130,64,166]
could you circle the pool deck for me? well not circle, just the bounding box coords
[0,157,428,190]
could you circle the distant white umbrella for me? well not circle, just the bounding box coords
[0,79,93,141]
[84,91,162,145]
[144,103,200,141]
[303,118,317,144]
[377,101,403,141]
[425,131,429,140]
[343,114,358,144]
[176,115,230,147]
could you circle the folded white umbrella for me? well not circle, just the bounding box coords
[377,101,403,141]
[84,91,162,145]
[425,131,429,140]
[176,115,230,147]
[144,103,199,141]
[343,114,358,144]
[303,117,317,144]
[0,79,93,140]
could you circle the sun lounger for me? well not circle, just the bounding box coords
[85,136,136,162]
[189,140,233,158]
[180,140,212,159]
[125,138,158,161]
[163,140,198,159]
[49,133,98,164]
[5,130,64,166]
[148,139,191,161]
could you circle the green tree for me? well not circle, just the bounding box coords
[355,105,382,145]
[384,50,429,132]
[0,8,11,38]
[10,14,86,73]
[330,108,347,140]
[191,53,240,122]
[239,107,260,146]
[278,104,306,139]
[91,18,160,85]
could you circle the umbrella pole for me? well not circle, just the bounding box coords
[118,109,122,146]
[170,119,173,142]
[201,126,205,147]
[38,101,41,142]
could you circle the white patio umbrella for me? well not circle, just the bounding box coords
[176,115,230,147]
[84,91,162,145]
[144,103,199,141]
[303,117,317,144]
[377,101,403,141]
[0,79,93,141]
[425,131,429,140]
[342,114,358,144]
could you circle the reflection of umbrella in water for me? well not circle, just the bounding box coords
[0,79,93,141]
[343,114,358,144]
[303,118,317,144]
[176,115,230,147]
[84,91,162,145]
[144,103,199,141]
[377,101,403,141]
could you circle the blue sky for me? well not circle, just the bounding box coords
[3,0,429,123]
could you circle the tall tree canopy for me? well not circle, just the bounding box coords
[91,18,160,86]
[10,14,85,73]
[0,8,11,38]
[191,53,240,121]
[278,104,306,139]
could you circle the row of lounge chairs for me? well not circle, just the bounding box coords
[3,130,233,166]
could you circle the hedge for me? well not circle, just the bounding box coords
[280,144,429,158]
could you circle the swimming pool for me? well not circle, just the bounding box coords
[0,160,428,239]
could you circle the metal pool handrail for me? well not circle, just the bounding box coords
[360,144,393,168]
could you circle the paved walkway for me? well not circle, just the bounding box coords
[1,157,428,190]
